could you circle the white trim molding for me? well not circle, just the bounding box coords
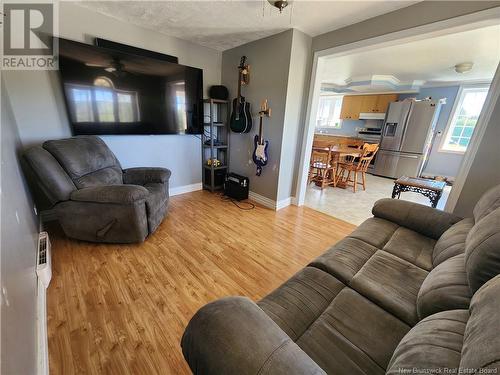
[445,63,500,212]
[248,191,293,211]
[438,83,491,154]
[276,197,292,210]
[169,182,202,196]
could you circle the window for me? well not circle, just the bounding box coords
[66,83,139,123]
[316,95,343,128]
[440,86,489,153]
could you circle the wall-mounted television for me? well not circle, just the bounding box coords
[58,38,203,135]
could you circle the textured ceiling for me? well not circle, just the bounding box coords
[76,1,417,51]
[320,24,500,89]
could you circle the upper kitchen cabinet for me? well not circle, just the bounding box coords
[340,95,362,120]
[360,95,379,113]
[374,94,399,113]
[340,94,399,119]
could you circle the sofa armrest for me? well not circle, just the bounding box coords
[123,167,171,185]
[372,198,462,240]
[181,297,325,375]
[70,185,149,204]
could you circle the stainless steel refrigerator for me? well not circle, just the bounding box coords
[373,100,441,179]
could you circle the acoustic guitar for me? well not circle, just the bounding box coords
[252,100,270,176]
[230,56,252,133]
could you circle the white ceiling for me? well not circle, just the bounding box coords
[320,24,500,91]
[76,1,417,51]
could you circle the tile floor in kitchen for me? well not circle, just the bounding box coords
[305,173,452,225]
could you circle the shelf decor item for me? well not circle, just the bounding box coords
[202,99,230,192]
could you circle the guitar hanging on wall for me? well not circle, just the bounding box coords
[230,56,252,133]
[252,99,270,176]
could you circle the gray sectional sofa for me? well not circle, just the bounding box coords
[182,184,500,374]
[23,136,171,243]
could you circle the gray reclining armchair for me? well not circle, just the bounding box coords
[23,135,171,243]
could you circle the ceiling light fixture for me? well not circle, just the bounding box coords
[455,62,474,74]
[268,0,290,13]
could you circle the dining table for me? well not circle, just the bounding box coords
[311,145,363,188]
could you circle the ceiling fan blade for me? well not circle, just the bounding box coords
[85,62,107,67]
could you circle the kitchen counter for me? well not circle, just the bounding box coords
[313,134,365,148]
[314,133,364,140]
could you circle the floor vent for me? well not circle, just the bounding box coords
[36,231,51,375]
[36,232,51,287]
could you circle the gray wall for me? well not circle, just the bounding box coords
[1,83,40,375]
[221,29,312,202]
[312,1,500,52]
[2,2,222,189]
[221,30,294,200]
[454,89,500,217]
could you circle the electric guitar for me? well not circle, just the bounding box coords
[230,56,252,133]
[252,100,270,176]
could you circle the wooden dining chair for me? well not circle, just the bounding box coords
[308,147,336,189]
[336,143,379,192]
[338,141,362,165]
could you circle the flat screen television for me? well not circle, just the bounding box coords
[58,38,203,135]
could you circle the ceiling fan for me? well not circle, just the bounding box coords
[85,57,127,77]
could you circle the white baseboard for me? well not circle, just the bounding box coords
[37,280,49,375]
[276,197,292,210]
[170,182,202,196]
[248,191,294,211]
[249,191,276,209]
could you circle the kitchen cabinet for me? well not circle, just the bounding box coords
[375,94,399,113]
[340,94,399,119]
[340,96,362,120]
[360,95,378,113]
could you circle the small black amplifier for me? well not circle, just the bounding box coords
[224,173,249,201]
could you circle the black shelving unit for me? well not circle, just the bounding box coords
[202,99,230,192]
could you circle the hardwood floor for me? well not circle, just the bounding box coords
[47,190,355,375]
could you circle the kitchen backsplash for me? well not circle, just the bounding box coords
[316,119,383,137]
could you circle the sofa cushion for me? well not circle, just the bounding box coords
[181,296,327,375]
[386,309,469,374]
[473,184,500,222]
[433,218,474,267]
[258,267,345,341]
[460,275,500,371]
[297,288,410,375]
[348,217,398,248]
[417,254,472,320]
[43,136,123,187]
[465,207,500,293]
[350,251,428,325]
[382,227,435,271]
[144,182,169,233]
[75,166,123,188]
[309,238,378,284]
[23,146,76,206]
[372,198,461,240]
